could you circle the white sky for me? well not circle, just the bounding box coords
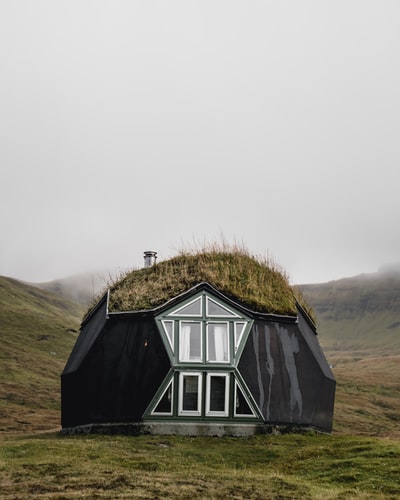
[1,1,399,285]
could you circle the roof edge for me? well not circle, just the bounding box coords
[296,301,317,332]
[81,290,109,328]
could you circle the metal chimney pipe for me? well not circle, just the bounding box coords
[144,250,157,268]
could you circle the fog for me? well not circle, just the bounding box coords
[1,1,399,285]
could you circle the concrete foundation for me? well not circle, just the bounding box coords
[61,421,323,437]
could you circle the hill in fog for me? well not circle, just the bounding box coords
[298,265,400,353]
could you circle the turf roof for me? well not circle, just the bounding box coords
[106,250,314,320]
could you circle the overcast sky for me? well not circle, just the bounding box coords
[1,1,399,285]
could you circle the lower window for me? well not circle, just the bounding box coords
[205,373,229,416]
[148,371,259,420]
[178,372,202,416]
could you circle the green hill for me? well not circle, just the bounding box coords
[0,276,83,433]
[298,269,400,354]
[297,269,400,439]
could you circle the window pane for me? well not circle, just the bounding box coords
[179,322,201,361]
[207,322,229,362]
[153,382,173,414]
[182,375,199,411]
[234,322,246,350]
[171,297,202,316]
[162,320,174,350]
[209,376,226,412]
[235,384,254,416]
[207,297,237,317]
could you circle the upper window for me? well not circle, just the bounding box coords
[206,297,238,317]
[170,297,202,316]
[161,320,174,350]
[156,291,252,366]
[206,322,229,363]
[179,321,202,362]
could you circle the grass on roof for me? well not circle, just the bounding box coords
[104,246,314,320]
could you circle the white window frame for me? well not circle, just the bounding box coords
[206,321,230,363]
[205,372,230,417]
[178,320,202,363]
[178,372,202,416]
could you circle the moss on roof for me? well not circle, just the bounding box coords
[105,250,314,320]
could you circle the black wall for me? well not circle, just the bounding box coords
[61,314,170,428]
[238,320,335,432]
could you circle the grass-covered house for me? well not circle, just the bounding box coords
[61,250,335,435]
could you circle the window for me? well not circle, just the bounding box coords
[234,382,257,417]
[234,322,246,352]
[157,292,252,365]
[206,322,229,362]
[179,372,202,415]
[152,380,173,415]
[206,297,238,317]
[206,373,229,416]
[179,321,202,362]
[170,297,202,316]
[161,320,174,350]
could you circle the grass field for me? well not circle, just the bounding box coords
[328,353,400,439]
[1,433,399,499]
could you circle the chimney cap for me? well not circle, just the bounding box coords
[143,250,157,268]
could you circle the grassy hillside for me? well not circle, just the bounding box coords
[298,270,400,353]
[0,276,83,433]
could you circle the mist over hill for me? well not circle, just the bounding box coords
[36,270,115,306]
[298,266,400,353]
